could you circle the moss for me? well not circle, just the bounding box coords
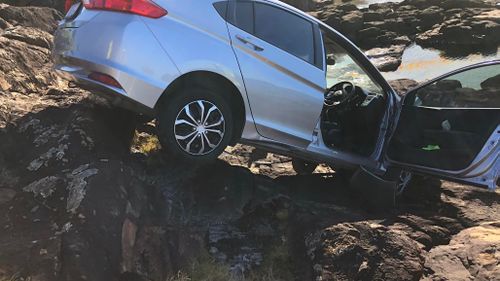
[131,131,161,155]
[168,251,231,281]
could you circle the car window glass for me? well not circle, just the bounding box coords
[254,3,315,65]
[321,29,383,95]
[227,1,254,34]
[410,64,500,108]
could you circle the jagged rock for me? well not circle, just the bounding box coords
[0,4,61,33]
[0,0,66,11]
[306,222,425,281]
[23,176,60,198]
[3,26,53,49]
[365,45,406,72]
[389,79,419,96]
[423,222,500,281]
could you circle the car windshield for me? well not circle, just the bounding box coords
[322,29,383,95]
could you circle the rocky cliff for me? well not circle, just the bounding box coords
[0,2,499,281]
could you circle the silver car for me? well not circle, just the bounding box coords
[53,0,499,190]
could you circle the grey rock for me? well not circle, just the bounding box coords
[66,164,99,213]
[23,176,59,198]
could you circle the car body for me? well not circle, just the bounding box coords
[53,0,499,190]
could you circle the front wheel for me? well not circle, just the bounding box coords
[156,88,234,163]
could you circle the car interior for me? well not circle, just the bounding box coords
[319,32,387,157]
[388,69,500,171]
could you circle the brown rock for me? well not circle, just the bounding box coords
[306,222,425,281]
[423,222,500,281]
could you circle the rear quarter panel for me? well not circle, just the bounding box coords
[143,0,257,138]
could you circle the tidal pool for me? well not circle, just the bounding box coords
[382,44,500,82]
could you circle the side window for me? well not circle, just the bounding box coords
[410,64,500,108]
[254,3,315,65]
[227,1,254,34]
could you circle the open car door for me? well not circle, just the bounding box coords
[387,61,499,190]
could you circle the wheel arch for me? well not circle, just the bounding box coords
[155,70,246,144]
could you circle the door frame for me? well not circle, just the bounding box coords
[385,60,500,189]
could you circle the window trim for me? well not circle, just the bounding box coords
[229,0,322,69]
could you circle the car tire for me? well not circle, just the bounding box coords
[292,159,318,175]
[156,87,234,163]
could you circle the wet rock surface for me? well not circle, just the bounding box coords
[0,2,499,281]
[309,0,499,72]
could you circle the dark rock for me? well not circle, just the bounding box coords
[436,79,462,90]
[418,6,444,29]
[340,11,364,36]
[389,79,419,96]
[282,0,315,12]
[441,24,473,44]
[400,0,443,9]
[337,3,358,12]
[358,26,383,38]
[481,74,500,89]
[363,11,385,22]
[439,0,492,9]
[0,188,16,204]
[306,222,425,281]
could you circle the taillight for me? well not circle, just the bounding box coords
[81,0,167,18]
[65,0,74,12]
[89,72,123,89]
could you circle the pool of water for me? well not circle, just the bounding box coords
[332,0,403,8]
[382,44,500,82]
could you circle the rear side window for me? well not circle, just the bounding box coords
[227,1,317,67]
[227,1,254,34]
[254,3,315,65]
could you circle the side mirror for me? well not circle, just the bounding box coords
[326,55,336,65]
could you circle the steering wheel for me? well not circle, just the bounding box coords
[324,81,356,107]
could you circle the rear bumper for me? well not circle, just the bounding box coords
[54,63,155,116]
[52,9,180,111]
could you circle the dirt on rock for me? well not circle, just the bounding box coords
[0,2,499,281]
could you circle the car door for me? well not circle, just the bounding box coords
[225,0,326,148]
[387,61,500,189]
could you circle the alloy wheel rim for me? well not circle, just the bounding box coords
[174,100,225,156]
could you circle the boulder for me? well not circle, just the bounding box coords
[306,222,425,281]
[423,222,500,281]
[337,3,358,12]
[0,4,61,33]
[418,6,444,29]
[340,10,363,36]
[481,74,500,90]
[439,0,493,9]
[441,24,473,44]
